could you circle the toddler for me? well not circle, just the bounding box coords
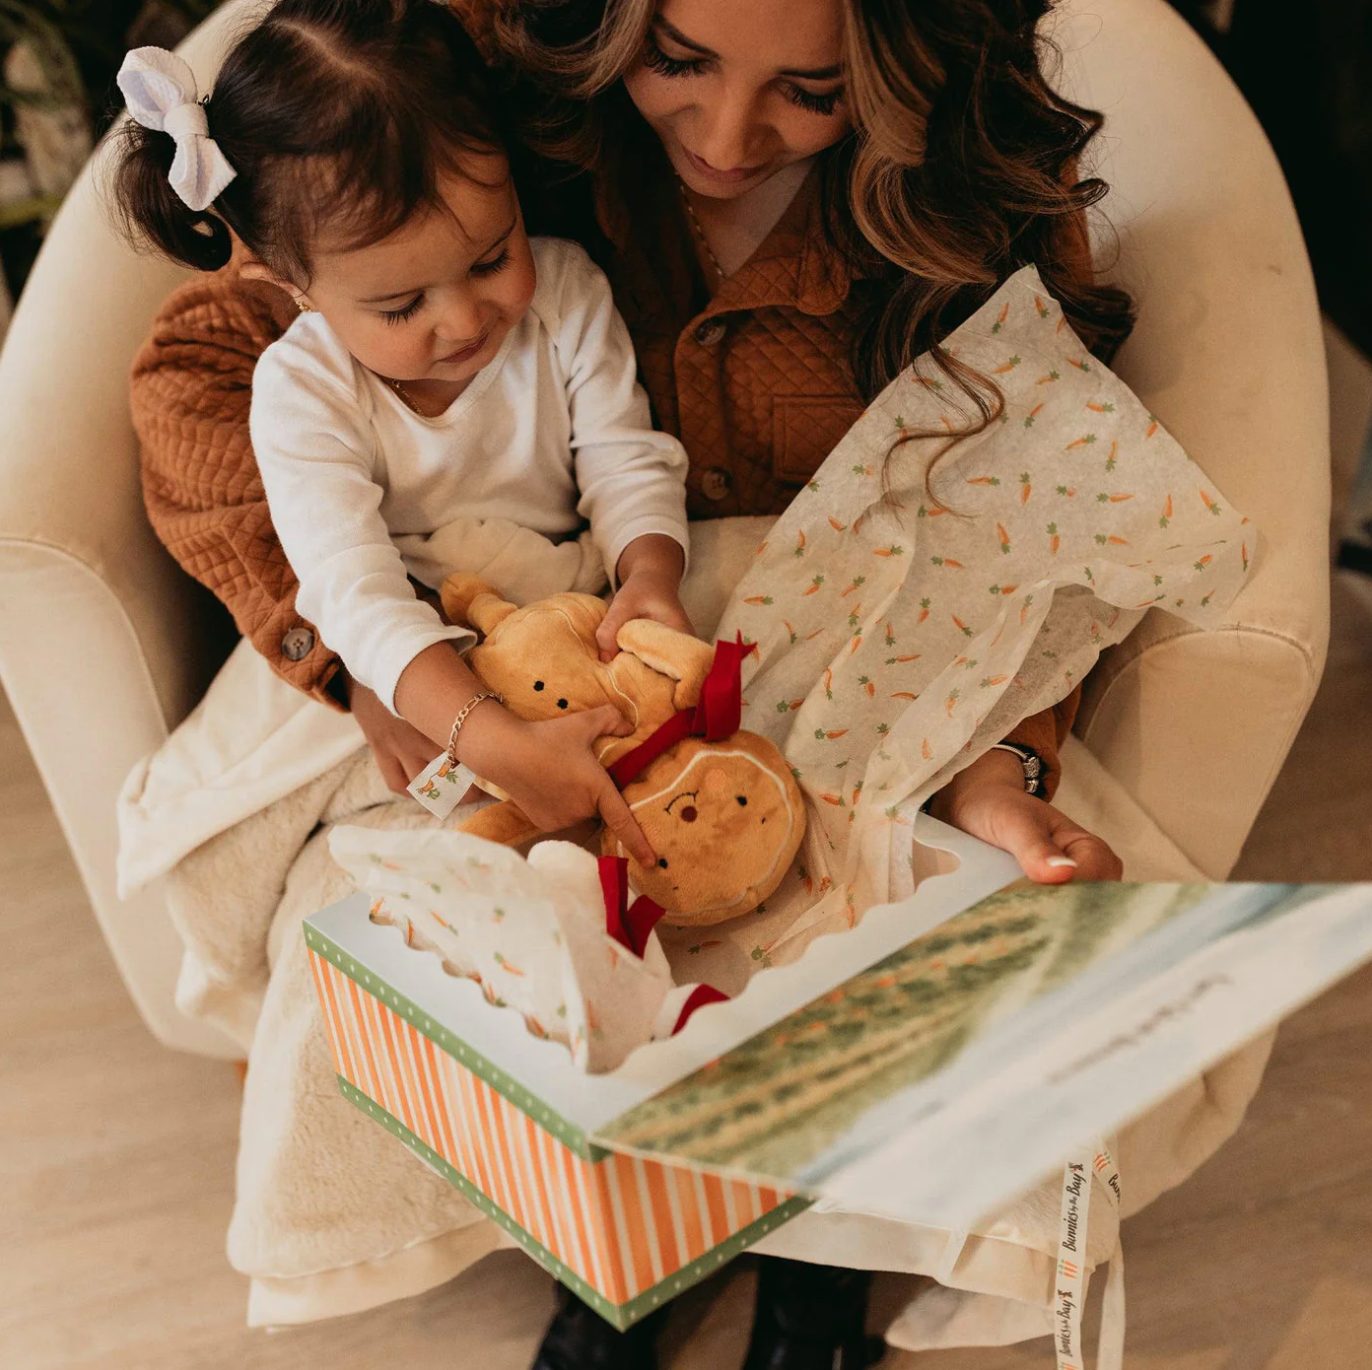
[114,0,692,862]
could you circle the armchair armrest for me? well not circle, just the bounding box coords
[0,1,260,1053]
[1076,619,1318,878]
[1056,0,1331,875]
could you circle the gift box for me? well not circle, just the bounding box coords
[306,819,1372,1332]
[303,814,1018,1328]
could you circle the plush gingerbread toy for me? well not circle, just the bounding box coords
[439,574,805,926]
[611,731,807,925]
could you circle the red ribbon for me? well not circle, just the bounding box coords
[597,855,729,1033]
[598,855,667,958]
[608,635,754,790]
[673,984,729,1034]
[597,639,747,1031]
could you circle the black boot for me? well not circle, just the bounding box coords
[531,1286,668,1370]
[741,1257,887,1370]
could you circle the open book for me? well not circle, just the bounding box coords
[594,877,1372,1232]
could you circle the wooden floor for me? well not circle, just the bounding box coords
[4,331,1372,1367]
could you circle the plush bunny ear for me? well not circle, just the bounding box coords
[467,592,519,635]
[440,573,507,628]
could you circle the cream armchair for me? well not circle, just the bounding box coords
[0,0,1328,1056]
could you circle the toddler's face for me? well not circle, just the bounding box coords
[297,152,537,389]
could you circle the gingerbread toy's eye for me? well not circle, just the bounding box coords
[557,698,568,709]
[736,795,748,806]
[533,681,545,691]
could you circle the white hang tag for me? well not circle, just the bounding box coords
[1054,1142,1122,1370]
[407,752,477,819]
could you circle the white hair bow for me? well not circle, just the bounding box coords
[117,47,237,213]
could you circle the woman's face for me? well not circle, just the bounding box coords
[623,0,851,201]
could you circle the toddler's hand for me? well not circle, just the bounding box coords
[597,534,693,663]
[347,673,447,794]
[459,701,656,866]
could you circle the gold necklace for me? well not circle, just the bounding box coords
[677,177,726,283]
[385,375,426,415]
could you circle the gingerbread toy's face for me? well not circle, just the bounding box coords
[618,735,805,925]
[470,598,618,724]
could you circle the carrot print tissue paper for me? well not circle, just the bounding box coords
[678,265,1255,981]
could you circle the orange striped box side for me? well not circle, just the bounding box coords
[309,947,794,1309]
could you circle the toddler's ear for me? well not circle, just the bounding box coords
[238,255,308,308]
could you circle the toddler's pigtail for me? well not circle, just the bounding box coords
[112,116,233,273]
[110,47,238,273]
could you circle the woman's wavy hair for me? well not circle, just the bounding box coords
[496,0,1134,460]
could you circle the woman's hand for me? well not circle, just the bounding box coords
[928,749,1124,883]
[457,700,657,867]
[346,672,444,794]
[596,534,693,662]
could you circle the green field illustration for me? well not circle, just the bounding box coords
[600,882,1207,1178]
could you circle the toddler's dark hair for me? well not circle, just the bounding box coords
[114,0,512,283]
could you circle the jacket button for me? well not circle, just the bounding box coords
[693,318,727,347]
[282,626,315,661]
[700,468,732,501]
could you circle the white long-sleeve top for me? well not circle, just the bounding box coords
[250,237,690,712]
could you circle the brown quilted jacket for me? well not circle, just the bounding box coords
[130,154,1077,792]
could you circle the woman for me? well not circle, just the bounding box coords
[130,0,1127,1363]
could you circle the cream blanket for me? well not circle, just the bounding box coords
[116,272,1274,1341]
[133,720,1273,1339]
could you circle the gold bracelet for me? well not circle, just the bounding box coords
[446,691,501,764]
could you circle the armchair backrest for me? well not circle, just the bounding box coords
[0,0,1328,1052]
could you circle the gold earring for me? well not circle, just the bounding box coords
[296,297,312,313]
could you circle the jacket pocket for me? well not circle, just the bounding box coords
[771,394,867,486]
